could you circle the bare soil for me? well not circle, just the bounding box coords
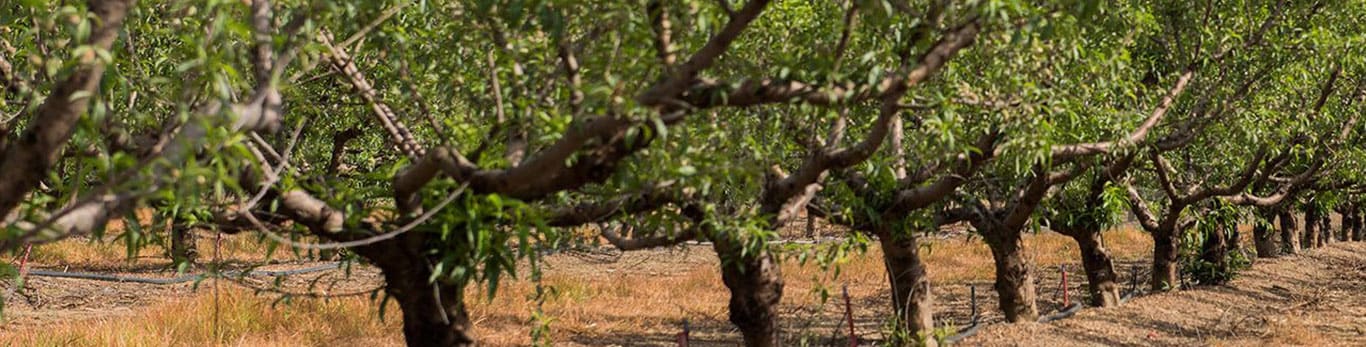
[4,230,1366,347]
[964,242,1366,346]
[1,260,384,328]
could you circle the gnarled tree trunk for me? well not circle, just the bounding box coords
[1352,209,1364,241]
[1151,228,1180,291]
[714,238,783,347]
[1058,225,1120,307]
[879,229,935,344]
[170,224,197,264]
[1198,222,1231,284]
[1252,210,1277,258]
[1338,210,1352,241]
[980,226,1038,322]
[1304,207,1319,249]
[1277,211,1299,254]
[356,233,475,347]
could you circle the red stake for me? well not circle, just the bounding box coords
[1060,265,1070,307]
[844,284,856,347]
[676,319,689,347]
[16,243,32,279]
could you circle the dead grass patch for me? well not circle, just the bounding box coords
[7,226,1158,345]
[0,285,401,347]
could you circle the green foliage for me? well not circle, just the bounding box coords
[1180,202,1250,286]
[6,0,1366,343]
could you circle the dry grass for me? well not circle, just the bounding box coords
[923,226,1153,283]
[467,227,1156,345]
[1,286,402,347]
[1261,316,1327,346]
[26,233,280,269]
[6,226,1157,346]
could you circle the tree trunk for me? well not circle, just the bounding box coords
[1198,222,1231,285]
[980,226,1038,322]
[1067,227,1121,307]
[1251,222,1273,258]
[1277,211,1299,255]
[714,239,783,347]
[1251,215,1277,258]
[1318,212,1329,246]
[1352,209,1364,241]
[1150,228,1180,291]
[356,233,475,347]
[383,265,474,347]
[1304,207,1319,249]
[170,224,197,264]
[1338,211,1351,241]
[879,232,936,345]
[1250,208,1277,258]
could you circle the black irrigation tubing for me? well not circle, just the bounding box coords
[23,262,343,285]
[946,263,1149,345]
[942,302,1084,344]
[942,285,983,345]
[1038,303,1084,323]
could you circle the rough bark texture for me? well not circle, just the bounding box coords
[0,0,133,218]
[713,239,783,347]
[1304,207,1320,249]
[357,233,474,347]
[1252,210,1278,258]
[170,224,197,264]
[1322,213,1333,245]
[1151,228,1181,291]
[1338,211,1352,241]
[1199,223,1231,284]
[1278,211,1299,254]
[1066,228,1121,307]
[1352,209,1364,241]
[981,226,1038,322]
[879,231,935,344]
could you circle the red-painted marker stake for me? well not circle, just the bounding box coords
[676,319,689,347]
[1061,265,1070,307]
[844,284,856,347]
[16,243,32,278]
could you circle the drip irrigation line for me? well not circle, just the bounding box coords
[943,321,982,345]
[1038,303,1084,323]
[944,290,1087,344]
[23,262,343,285]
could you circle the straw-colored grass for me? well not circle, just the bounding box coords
[3,226,1157,346]
[2,286,401,347]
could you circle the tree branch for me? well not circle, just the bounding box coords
[0,0,133,220]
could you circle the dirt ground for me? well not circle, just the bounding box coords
[964,242,1366,346]
[1,260,385,328]
[3,229,1365,346]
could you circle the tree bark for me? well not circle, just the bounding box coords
[1198,222,1231,284]
[879,230,935,344]
[1304,207,1319,249]
[0,0,133,218]
[1252,210,1277,258]
[1338,211,1351,241]
[1277,211,1299,254]
[170,224,197,264]
[382,266,474,347]
[713,238,783,347]
[1321,212,1334,244]
[1150,228,1180,291]
[980,226,1038,322]
[1068,227,1121,307]
[1343,210,1357,242]
[358,233,475,347]
[1352,209,1364,241]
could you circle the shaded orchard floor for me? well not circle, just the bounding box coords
[1,226,1156,346]
[963,242,1366,346]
